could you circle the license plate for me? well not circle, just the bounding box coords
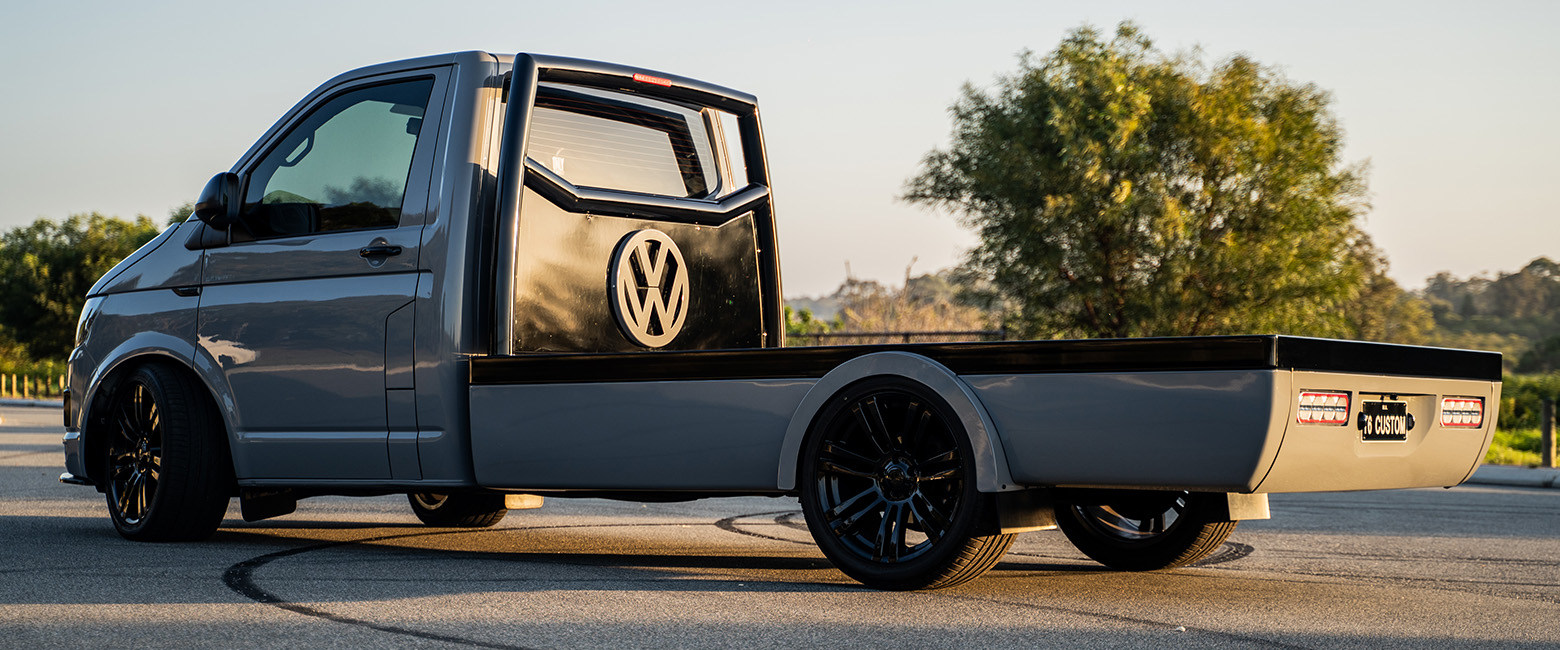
[1361,401,1409,441]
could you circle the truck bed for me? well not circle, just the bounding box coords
[467,336,1501,495]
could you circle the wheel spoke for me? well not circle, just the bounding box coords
[906,403,931,449]
[909,492,952,540]
[116,410,139,445]
[135,473,149,519]
[819,460,875,479]
[115,479,133,515]
[874,503,906,562]
[819,443,878,479]
[852,398,895,455]
[123,471,144,518]
[918,449,961,480]
[827,487,885,534]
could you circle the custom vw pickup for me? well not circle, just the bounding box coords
[62,52,1502,590]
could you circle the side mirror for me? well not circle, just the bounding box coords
[193,172,239,229]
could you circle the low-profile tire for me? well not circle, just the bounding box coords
[408,493,507,527]
[1055,490,1236,571]
[800,377,1014,591]
[102,363,232,542]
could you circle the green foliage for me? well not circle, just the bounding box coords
[1485,429,1540,466]
[1517,335,1560,373]
[1339,233,1432,345]
[785,305,844,340]
[0,213,163,360]
[167,201,195,227]
[1497,373,1560,431]
[905,23,1370,339]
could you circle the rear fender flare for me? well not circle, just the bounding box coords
[775,351,1017,493]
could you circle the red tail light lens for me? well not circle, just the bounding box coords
[1297,391,1350,425]
[1440,398,1484,428]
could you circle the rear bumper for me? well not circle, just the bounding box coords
[978,369,1499,494]
[1252,371,1498,493]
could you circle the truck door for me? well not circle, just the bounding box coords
[199,68,447,480]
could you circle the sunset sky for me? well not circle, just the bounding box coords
[1,0,1552,297]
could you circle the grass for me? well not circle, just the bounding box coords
[1485,428,1544,466]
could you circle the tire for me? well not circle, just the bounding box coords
[408,493,507,527]
[1055,490,1236,571]
[799,377,1014,590]
[102,363,232,542]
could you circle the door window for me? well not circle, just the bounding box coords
[242,78,434,238]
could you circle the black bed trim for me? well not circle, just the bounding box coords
[469,336,1502,385]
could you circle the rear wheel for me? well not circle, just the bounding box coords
[408,493,508,527]
[103,364,232,541]
[1056,490,1235,571]
[800,378,1013,590]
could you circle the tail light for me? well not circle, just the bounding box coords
[632,73,672,87]
[1297,391,1350,425]
[1440,398,1484,428]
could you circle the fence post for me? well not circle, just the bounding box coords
[1544,397,1556,469]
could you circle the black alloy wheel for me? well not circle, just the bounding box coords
[800,377,1013,590]
[106,380,161,527]
[102,364,232,541]
[1056,490,1236,571]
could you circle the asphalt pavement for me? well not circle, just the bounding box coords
[3,404,1559,649]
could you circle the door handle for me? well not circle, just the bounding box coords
[359,244,403,258]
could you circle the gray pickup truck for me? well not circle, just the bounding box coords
[61,52,1502,590]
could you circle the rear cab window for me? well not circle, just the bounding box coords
[526,83,744,200]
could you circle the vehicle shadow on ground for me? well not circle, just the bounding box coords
[207,524,1107,600]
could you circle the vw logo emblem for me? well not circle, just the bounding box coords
[610,229,689,348]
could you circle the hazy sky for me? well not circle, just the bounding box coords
[1,0,1553,297]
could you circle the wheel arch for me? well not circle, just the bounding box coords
[79,336,233,487]
[775,351,1018,493]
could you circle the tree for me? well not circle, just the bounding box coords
[167,201,195,227]
[0,213,162,360]
[1340,233,1431,345]
[1516,335,1560,374]
[905,23,1370,339]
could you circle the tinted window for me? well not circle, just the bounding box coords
[527,84,717,198]
[243,78,434,237]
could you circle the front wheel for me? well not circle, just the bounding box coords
[408,493,507,527]
[799,378,1013,590]
[1055,490,1236,571]
[102,364,232,541]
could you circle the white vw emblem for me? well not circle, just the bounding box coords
[610,229,689,348]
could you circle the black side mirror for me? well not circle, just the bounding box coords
[193,172,239,229]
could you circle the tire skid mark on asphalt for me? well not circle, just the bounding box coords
[225,521,730,650]
[714,512,1310,650]
[712,510,810,545]
[225,529,538,650]
[232,512,1300,648]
